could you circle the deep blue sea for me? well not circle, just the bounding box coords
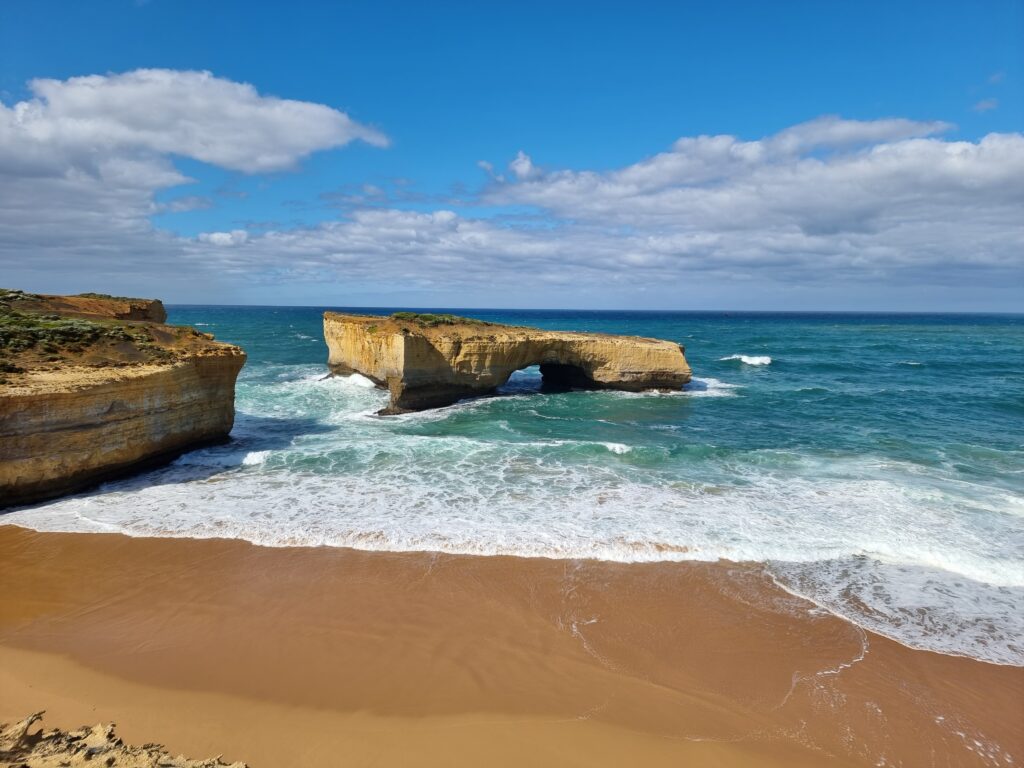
[8,307,1024,665]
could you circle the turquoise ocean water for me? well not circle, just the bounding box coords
[6,307,1024,665]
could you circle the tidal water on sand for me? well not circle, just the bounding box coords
[5,308,1024,665]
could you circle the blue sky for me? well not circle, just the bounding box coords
[1,0,1022,310]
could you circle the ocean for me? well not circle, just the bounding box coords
[6,307,1024,666]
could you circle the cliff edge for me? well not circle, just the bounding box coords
[0,289,246,508]
[324,312,691,414]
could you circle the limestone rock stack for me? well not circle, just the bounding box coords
[324,312,691,414]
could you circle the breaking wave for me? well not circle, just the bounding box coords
[720,354,772,366]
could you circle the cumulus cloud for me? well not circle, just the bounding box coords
[508,150,540,180]
[482,119,1024,278]
[183,117,1022,303]
[765,115,951,154]
[1,83,1021,308]
[0,69,386,292]
[198,230,249,246]
[7,69,386,173]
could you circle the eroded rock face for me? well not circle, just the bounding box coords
[324,312,691,414]
[0,712,247,767]
[0,290,245,508]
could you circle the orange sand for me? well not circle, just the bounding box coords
[0,525,1020,766]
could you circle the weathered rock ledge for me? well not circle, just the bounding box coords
[0,290,245,508]
[324,312,691,414]
[0,712,247,767]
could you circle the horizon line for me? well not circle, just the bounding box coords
[163,303,1024,316]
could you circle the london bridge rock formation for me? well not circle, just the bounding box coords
[324,312,692,414]
[0,290,245,507]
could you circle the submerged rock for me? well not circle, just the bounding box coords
[0,289,245,507]
[324,311,691,414]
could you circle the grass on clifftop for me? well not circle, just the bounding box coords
[0,288,231,385]
[0,309,143,351]
[0,309,175,378]
[390,312,491,328]
[1,289,143,303]
[75,292,146,302]
[0,292,180,383]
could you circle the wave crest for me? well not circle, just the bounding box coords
[720,354,772,366]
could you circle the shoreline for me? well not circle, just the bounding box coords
[3,520,1016,669]
[1,525,1021,766]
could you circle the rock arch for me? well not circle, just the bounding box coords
[323,313,692,414]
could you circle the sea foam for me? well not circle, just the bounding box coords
[7,384,1022,665]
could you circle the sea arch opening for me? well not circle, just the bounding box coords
[496,355,600,396]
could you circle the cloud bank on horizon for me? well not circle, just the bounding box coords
[1,69,1021,310]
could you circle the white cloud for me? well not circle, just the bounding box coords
[509,150,539,180]
[7,69,386,174]
[0,68,386,294]
[485,120,1024,258]
[766,115,950,154]
[198,230,249,246]
[185,118,1022,303]
[1,85,1021,309]
[973,98,999,113]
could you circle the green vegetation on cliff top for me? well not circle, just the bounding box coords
[390,312,491,328]
[0,309,145,350]
[0,289,189,382]
[0,289,144,303]
[76,292,146,302]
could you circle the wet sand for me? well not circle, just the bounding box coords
[0,525,1020,766]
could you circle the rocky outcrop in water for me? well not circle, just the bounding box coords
[324,312,691,414]
[0,290,245,507]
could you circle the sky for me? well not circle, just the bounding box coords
[1,0,1022,311]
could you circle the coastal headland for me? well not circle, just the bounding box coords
[0,526,1020,767]
[324,312,692,413]
[0,290,245,507]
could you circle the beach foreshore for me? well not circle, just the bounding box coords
[0,525,1020,767]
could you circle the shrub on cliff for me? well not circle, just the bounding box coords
[391,312,489,328]
[0,308,154,355]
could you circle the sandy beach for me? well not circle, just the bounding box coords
[1,525,1020,767]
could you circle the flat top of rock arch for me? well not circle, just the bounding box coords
[324,311,677,347]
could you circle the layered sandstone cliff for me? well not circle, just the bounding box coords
[324,312,691,413]
[0,290,245,507]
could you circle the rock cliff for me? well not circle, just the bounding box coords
[0,290,245,507]
[324,312,691,414]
